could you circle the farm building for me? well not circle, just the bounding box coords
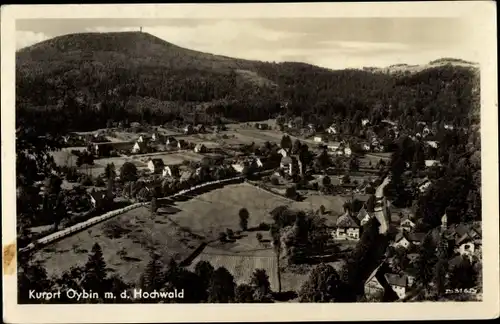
[131,141,147,154]
[333,211,361,241]
[313,136,323,143]
[163,165,180,178]
[194,144,207,153]
[147,158,165,174]
[327,142,340,152]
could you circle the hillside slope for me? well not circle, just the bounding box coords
[16,32,480,134]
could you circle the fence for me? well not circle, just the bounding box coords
[20,175,246,254]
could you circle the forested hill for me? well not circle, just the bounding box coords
[16,31,480,134]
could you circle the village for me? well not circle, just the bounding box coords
[18,113,481,303]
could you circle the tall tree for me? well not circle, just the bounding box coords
[298,263,342,302]
[238,208,250,231]
[250,269,273,302]
[207,267,236,303]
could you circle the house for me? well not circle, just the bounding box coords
[147,158,165,174]
[278,148,289,157]
[407,253,419,265]
[425,141,439,149]
[194,143,207,153]
[334,211,361,240]
[356,207,373,226]
[166,137,177,146]
[344,145,352,157]
[425,160,441,168]
[131,141,147,154]
[307,123,316,131]
[364,263,387,300]
[454,226,482,259]
[384,273,408,300]
[400,216,416,232]
[418,178,432,193]
[280,156,299,176]
[327,124,337,134]
[361,118,370,127]
[392,232,412,249]
[88,189,111,209]
[422,126,431,136]
[177,140,187,149]
[444,124,454,130]
[162,165,180,178]
[313,136,323,143]
[183,124,194,134]
[362,143,371,152]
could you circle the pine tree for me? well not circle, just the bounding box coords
[250,269,272,302]
[140,253,165,292]
[83,243,108,294]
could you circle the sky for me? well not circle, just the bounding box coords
[16,18,478,69]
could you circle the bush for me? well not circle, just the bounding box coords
[270,177,280,185]
[94,177,106,187]
[226,228,234,239]
[285,186,297,199]
[256,233,263,242]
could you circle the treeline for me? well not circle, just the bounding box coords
[16,32,479,134]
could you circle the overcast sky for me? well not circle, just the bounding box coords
[16,18,478,69]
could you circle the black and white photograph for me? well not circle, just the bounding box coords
[2,2,498,323]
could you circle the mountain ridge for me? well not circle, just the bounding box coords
[16,31,480,134]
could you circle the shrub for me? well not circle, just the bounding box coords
[226,228,234,239]
[270,177,280,185]
[256,233,263,242]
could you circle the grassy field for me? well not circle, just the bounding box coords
[32,205,203,283]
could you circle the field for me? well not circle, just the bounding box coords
[51,147,206,177]
[32,182,349,292]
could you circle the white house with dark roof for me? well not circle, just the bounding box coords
[131,141,147,154]
[278,148,289,157]
[334,211,361,240]
[356,207,373,226]
[327,124,337,134]
[425,140,439,149]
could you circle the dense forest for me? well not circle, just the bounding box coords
[16,32,479,135]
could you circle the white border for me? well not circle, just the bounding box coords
[2,2,498,323]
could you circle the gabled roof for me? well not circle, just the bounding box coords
[364,261,385,285]
[384,273,407,287]
[394,231,410,243]
[356,207,369,222]
[336,211,360,228]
